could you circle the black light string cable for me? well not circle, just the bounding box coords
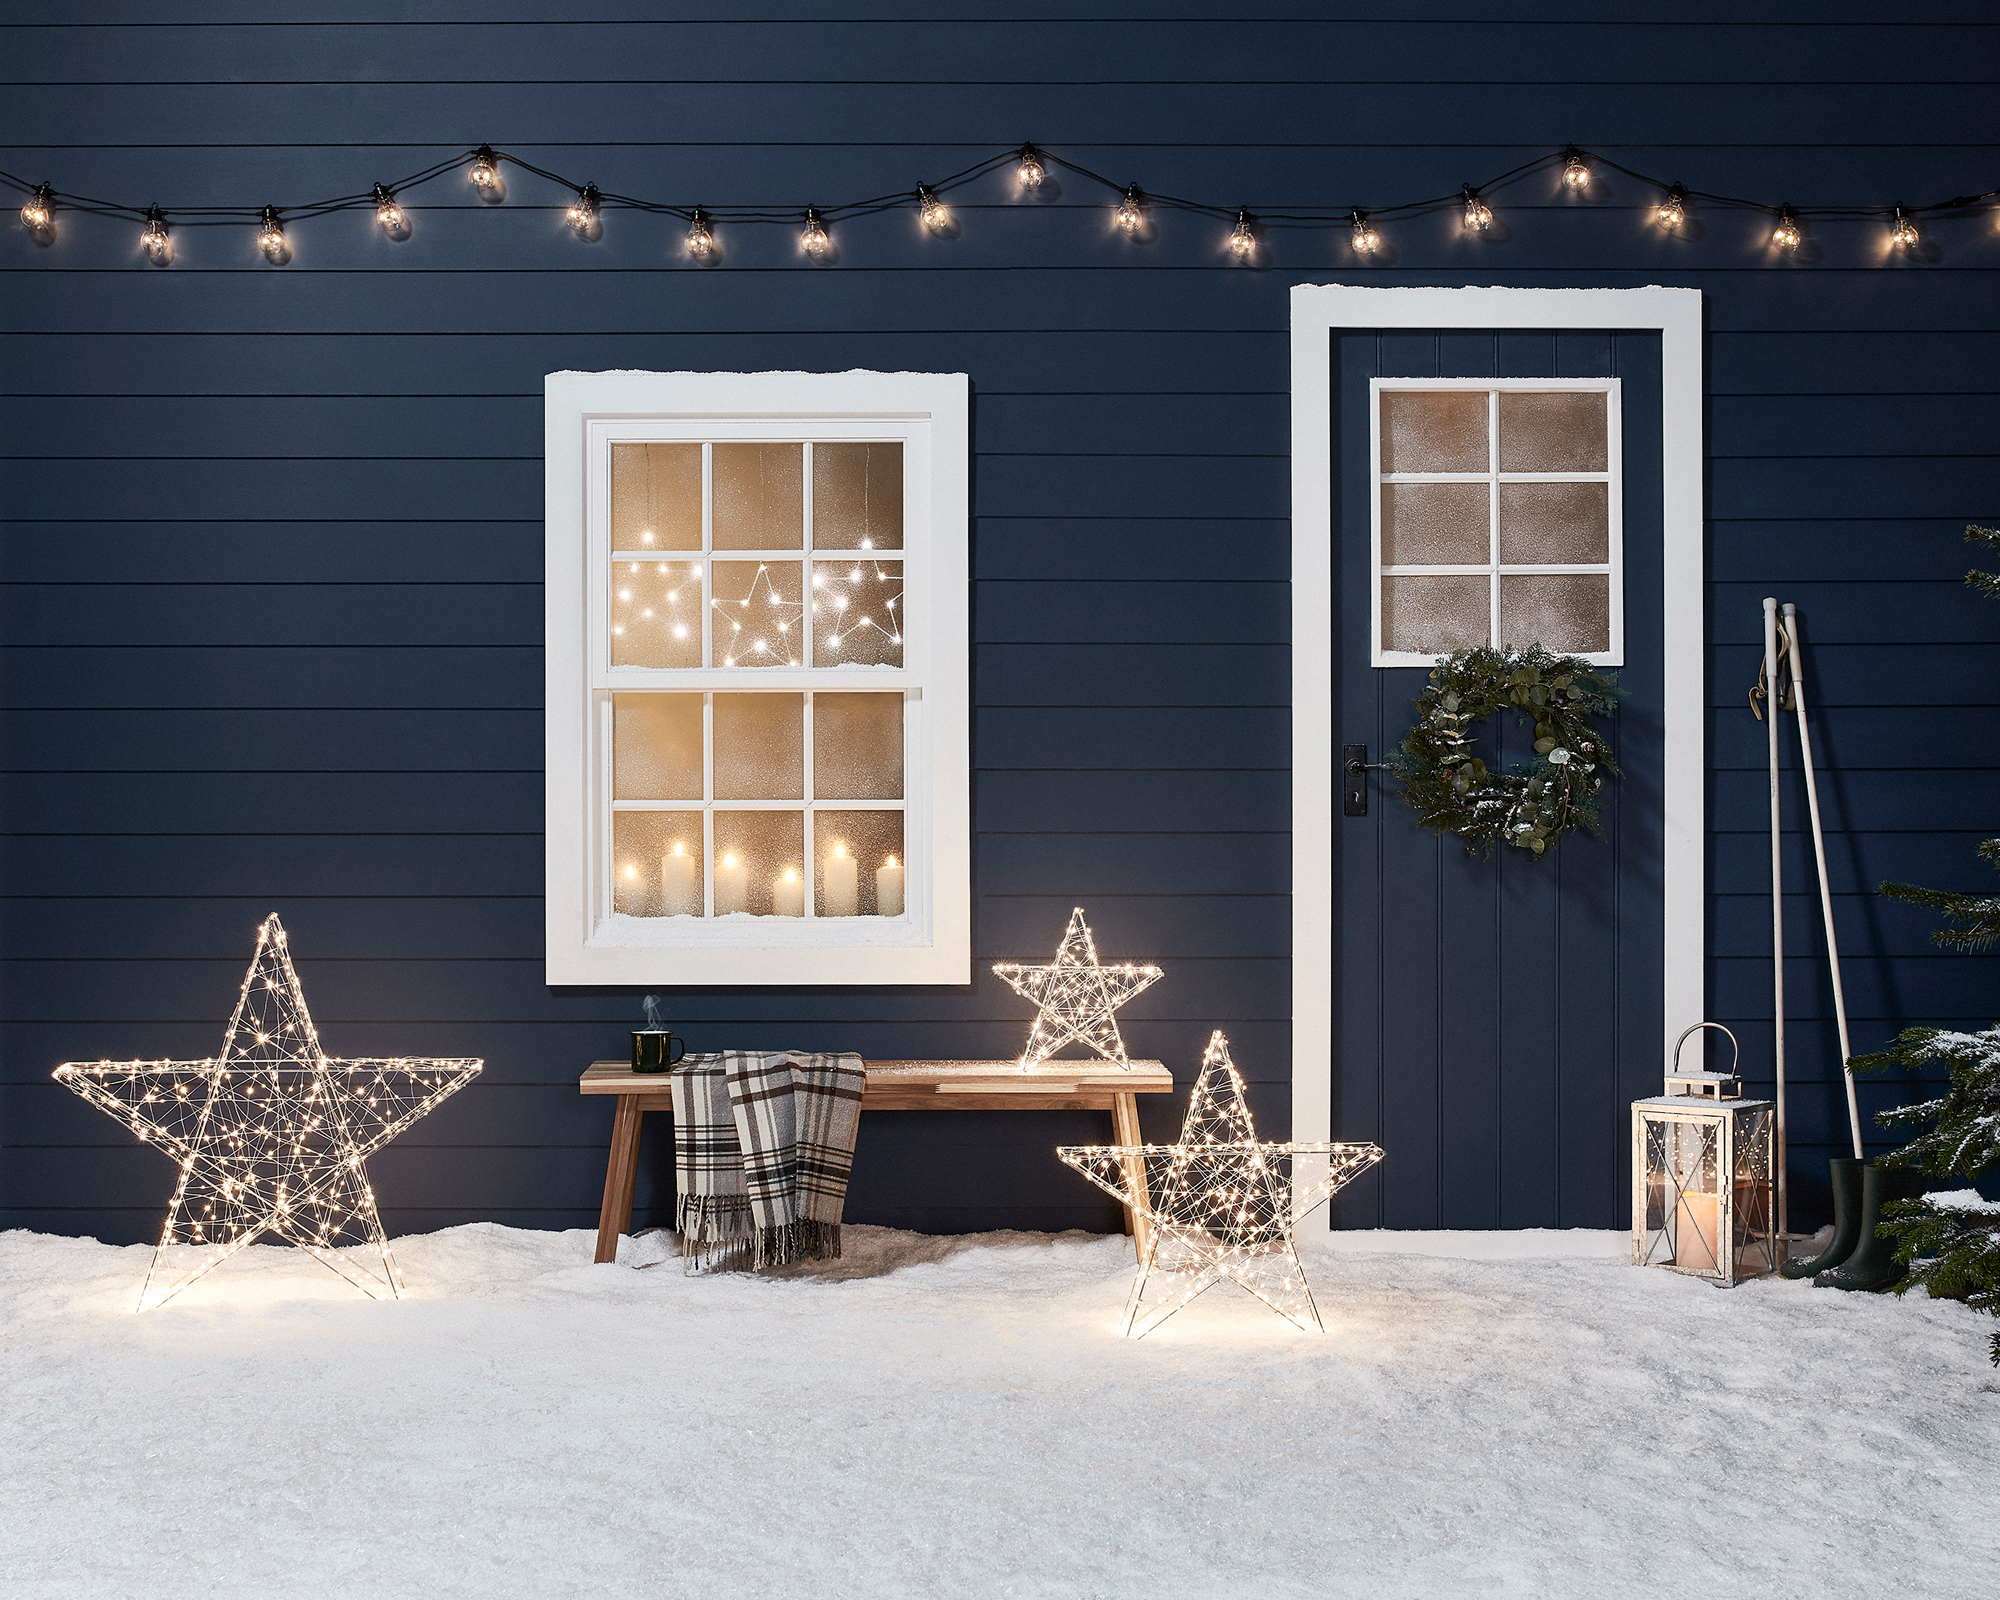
[3,143,1994,262]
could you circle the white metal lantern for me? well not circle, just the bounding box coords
[1632,1024,1778,1287]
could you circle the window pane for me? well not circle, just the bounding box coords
[1382,574,1489,654]
[1498,392,1608,473]
[612,693,703,800]
[1498,574,1610,654]
[1381,482,1489,566]
[814,693,904,799]
[811,557,903,668]
[713,692,803,800]
[613,810,704,917]
[713,810,804,916]
[713,442,804,549]
[814,811,906,917]
[1380,391,1487,473]
[611,443,702,550]
[711,561,805,667]
[610,559,704,668]
[813,442,903,549]
[1498,482,1610,564]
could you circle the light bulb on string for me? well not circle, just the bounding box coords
[20,182,53,236]
[1656,183,1687,231]
[801,207,831,260]
[1114,185,1145,235]
[1889,206,1919,249]
[257,206,288,263]
[1461,185,1491,231]
[372,184,407,239]
[468,146,500,194]
[1227,208,1257,258]
[1016,143,1045,189]
[686,207,715,260]
[1349,208,1380,256]
[1562,146,1590,191]
[917,184,950,234]
[567,184,600,237]
[1771,205,1801,252]
[141,206,171,265]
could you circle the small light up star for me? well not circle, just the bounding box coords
[993,906,1163,1070]
[1059,1032,1383,1338]
[811,558,903,665]
[712,562,806,666]
[53,914,481,1311]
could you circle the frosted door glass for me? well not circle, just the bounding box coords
[1383,574,1489,654]
[1497,482,1611,564]
[813,443,903,549]
[713,443,804,549]
[812,558,903,667]
[814,811,905,917]
[713,692,803,799]
[1381,482,1489,566]
[814,693,904,799]
[1380,391,1488,473]
[1498,392,1608,472]
[711,561,805,667]
[613,811,703,918]
[712,811,805,917]
[610,559,704,668]
[611,443,702,550]
[612,694,703,800]
[1498,574,1610,654]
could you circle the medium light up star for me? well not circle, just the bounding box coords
[1059,1032,1383,1338]
[54,914,480,1311]
[993,907,1163,1069]
[712,561,807,666]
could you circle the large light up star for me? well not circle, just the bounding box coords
[993,907,1163,1069]
[1059,1032,1383,1338]
[54,914,481,1311]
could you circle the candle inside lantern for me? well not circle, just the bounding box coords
[715,850,749,915]
[661,841,699,916]
[1675,1191,1721,1272]
[772,866,804,918]
[823,841,859,917]
[876,853,905,917]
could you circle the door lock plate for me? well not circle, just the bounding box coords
[1343,744,1370,817]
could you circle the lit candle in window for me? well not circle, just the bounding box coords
[715,850,748,915]
[772,866,804,918]
[823,842,858,917]
[661,841,699,916]
[876,854,905,917]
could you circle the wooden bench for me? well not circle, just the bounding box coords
[581,1058,1175,1266]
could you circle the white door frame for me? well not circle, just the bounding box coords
[1289,285,1705,1153]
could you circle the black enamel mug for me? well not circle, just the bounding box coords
[630,1030,688,1073]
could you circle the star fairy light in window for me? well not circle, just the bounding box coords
[1059,1032,1384,1338]
[711,561,806,666]
[812,557,903,667]
[993,907,1163,1070]
[53,913,481,1311]
[612,558,702,665]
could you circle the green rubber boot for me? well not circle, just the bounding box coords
[1814,1163,1928,1292]
[1782,1156,1865,1279]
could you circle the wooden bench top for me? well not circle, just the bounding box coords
[580,1058,1173,1111]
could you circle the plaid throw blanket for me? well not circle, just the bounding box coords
[670,1051,865,1271]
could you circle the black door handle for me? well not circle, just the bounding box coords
[1343,744,1387,816]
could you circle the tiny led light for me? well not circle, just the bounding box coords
[1461,185,1491,231]
[1016,143,1045,189]
[1114,185,1145,235]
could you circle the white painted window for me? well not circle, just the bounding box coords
[1371,378,1623,667]
[544,371,970,986]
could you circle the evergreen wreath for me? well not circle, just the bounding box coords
[1388,644,1620,858]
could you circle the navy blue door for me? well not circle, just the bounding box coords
[1333,331,1666,1229]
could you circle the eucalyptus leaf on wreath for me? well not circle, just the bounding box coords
[1387,644,1621,858]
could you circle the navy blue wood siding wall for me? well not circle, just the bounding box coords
[4,3,1997,1241]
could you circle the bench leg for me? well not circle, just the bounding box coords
[594,1094,647,1264]
[1111,1091,1151,1264]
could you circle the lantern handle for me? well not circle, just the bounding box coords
[1671,1021,1740,1078]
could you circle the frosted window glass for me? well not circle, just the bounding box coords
[811,558,903,668]
[613,810,704,918]
[712,811,805,917]
[711,561,805,667]
[713,443,804,549]
[1498,574,1610,654]
[612,694,703,800]
[813,443,903,550]
[1381,482,1489,566]
[814,811,906,918]
[1498,392,1608,473]
[814,693,904,799]
[1498,482,1610,564]
[713,692,803,800]
[1380,391,1488,473]
[1383,574,1489,654]
[610,559,704,668]
[611,443,702,550]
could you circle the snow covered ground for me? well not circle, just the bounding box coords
[2,1222,1993,1599]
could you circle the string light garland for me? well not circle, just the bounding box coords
[1057,1031,1384,1338]
[52,913,481,1312]
[993,907,1163,1071]
[5,143,1993,268]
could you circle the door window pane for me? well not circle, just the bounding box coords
[1381,482,1489,566]
[1498,574,1611,655]
[713,692,803,800]
[1380,390,1488,473]
[1383,574,1489,654]
[1498,391,1608,472]
[1497,482,1610,564]
[611,443,702,550]
[813,442,903,549]
[814,693,904,799]
[613,693,703,800]
[712,443,804,549]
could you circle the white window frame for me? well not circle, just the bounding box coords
[544,369,970,986]
[1371,377,1624,668]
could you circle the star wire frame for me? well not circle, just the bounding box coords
[1059,1031,1384,1338]
[993,906,1163,1070]
[53,914,481,1312]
